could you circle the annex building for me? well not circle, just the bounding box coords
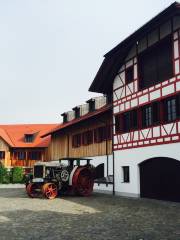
[89,2,180,201]
[0,124,57,168]
[42,96,114,193]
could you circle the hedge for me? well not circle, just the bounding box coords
[11,167,24,183]
[0,166,10,184]
[0,166,25,184]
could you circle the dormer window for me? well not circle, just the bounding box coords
[87,99,95,112]
[73,107,80,119]
[24,134,34,143]
[61,113,68,123]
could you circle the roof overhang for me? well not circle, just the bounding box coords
[41,105,112,138]
[89,2,180,94]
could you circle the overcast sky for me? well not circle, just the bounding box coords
[0,0,174,124]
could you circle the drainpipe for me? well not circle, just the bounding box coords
[105,122,109,177]
[98,95,114,195]
[111,94,115,196]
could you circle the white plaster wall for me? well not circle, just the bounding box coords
[114,142,180,197]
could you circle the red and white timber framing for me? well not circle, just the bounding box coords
[113,30,180,151]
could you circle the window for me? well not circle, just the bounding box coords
[94,127,107,143]
[93,125,112,143]
[0,151,5,160]
[142,102,160,127]
[28,151,42,160]
[142,105,152,127]
[115,109,138,134]
[24,134,34,143]
[17,151,26,160]
[122,166,130,183]
[72,134,81,148]
[138,36,173,89]
[115,94,179,134]
[82,131,93,145]
[125,66,134,84]
[163,96,180,122]
[167,98,176,122]
[13,151,26,160]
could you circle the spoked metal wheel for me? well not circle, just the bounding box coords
[26,183,42,198]
[72,167,94,196]
[42,183,58,200]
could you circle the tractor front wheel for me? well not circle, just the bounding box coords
[42,183,58,200]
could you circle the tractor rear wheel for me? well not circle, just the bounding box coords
[42,183,58,200]
[72,167,94,196]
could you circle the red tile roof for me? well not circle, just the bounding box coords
[42,104,112,138]
[0,124,58,148]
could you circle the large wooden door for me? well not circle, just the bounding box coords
[140,157,180,202]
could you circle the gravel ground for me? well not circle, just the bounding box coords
[0,188,180,240]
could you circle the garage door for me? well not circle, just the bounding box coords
[140,157,180,202]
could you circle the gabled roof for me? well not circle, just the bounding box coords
[0,124,58,148]
[89,2,180,93]
[41,104,112,138]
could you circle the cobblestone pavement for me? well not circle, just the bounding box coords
[0,188,180,240]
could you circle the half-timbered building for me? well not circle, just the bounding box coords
[89,2,180,201]
[42,96,113,193]
[0,124,57,167]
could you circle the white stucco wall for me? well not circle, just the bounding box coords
[114,142,180,197]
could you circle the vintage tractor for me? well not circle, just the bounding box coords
[26,158,97,199]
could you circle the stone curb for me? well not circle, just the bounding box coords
[0,184,25,188]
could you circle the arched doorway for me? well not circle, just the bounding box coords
[139,157,180,202]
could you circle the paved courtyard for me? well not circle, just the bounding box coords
[0,188,180,240]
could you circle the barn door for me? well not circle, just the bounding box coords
[140,157,180,202]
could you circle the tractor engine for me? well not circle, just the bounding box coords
[26,159,94,199]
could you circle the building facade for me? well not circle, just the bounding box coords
[0,124,57,168]
[43,96,114,193]
[89,3,180,201]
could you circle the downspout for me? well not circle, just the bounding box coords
[111,93,115,196]
[97,116,109,178]
[106,121,109,177]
